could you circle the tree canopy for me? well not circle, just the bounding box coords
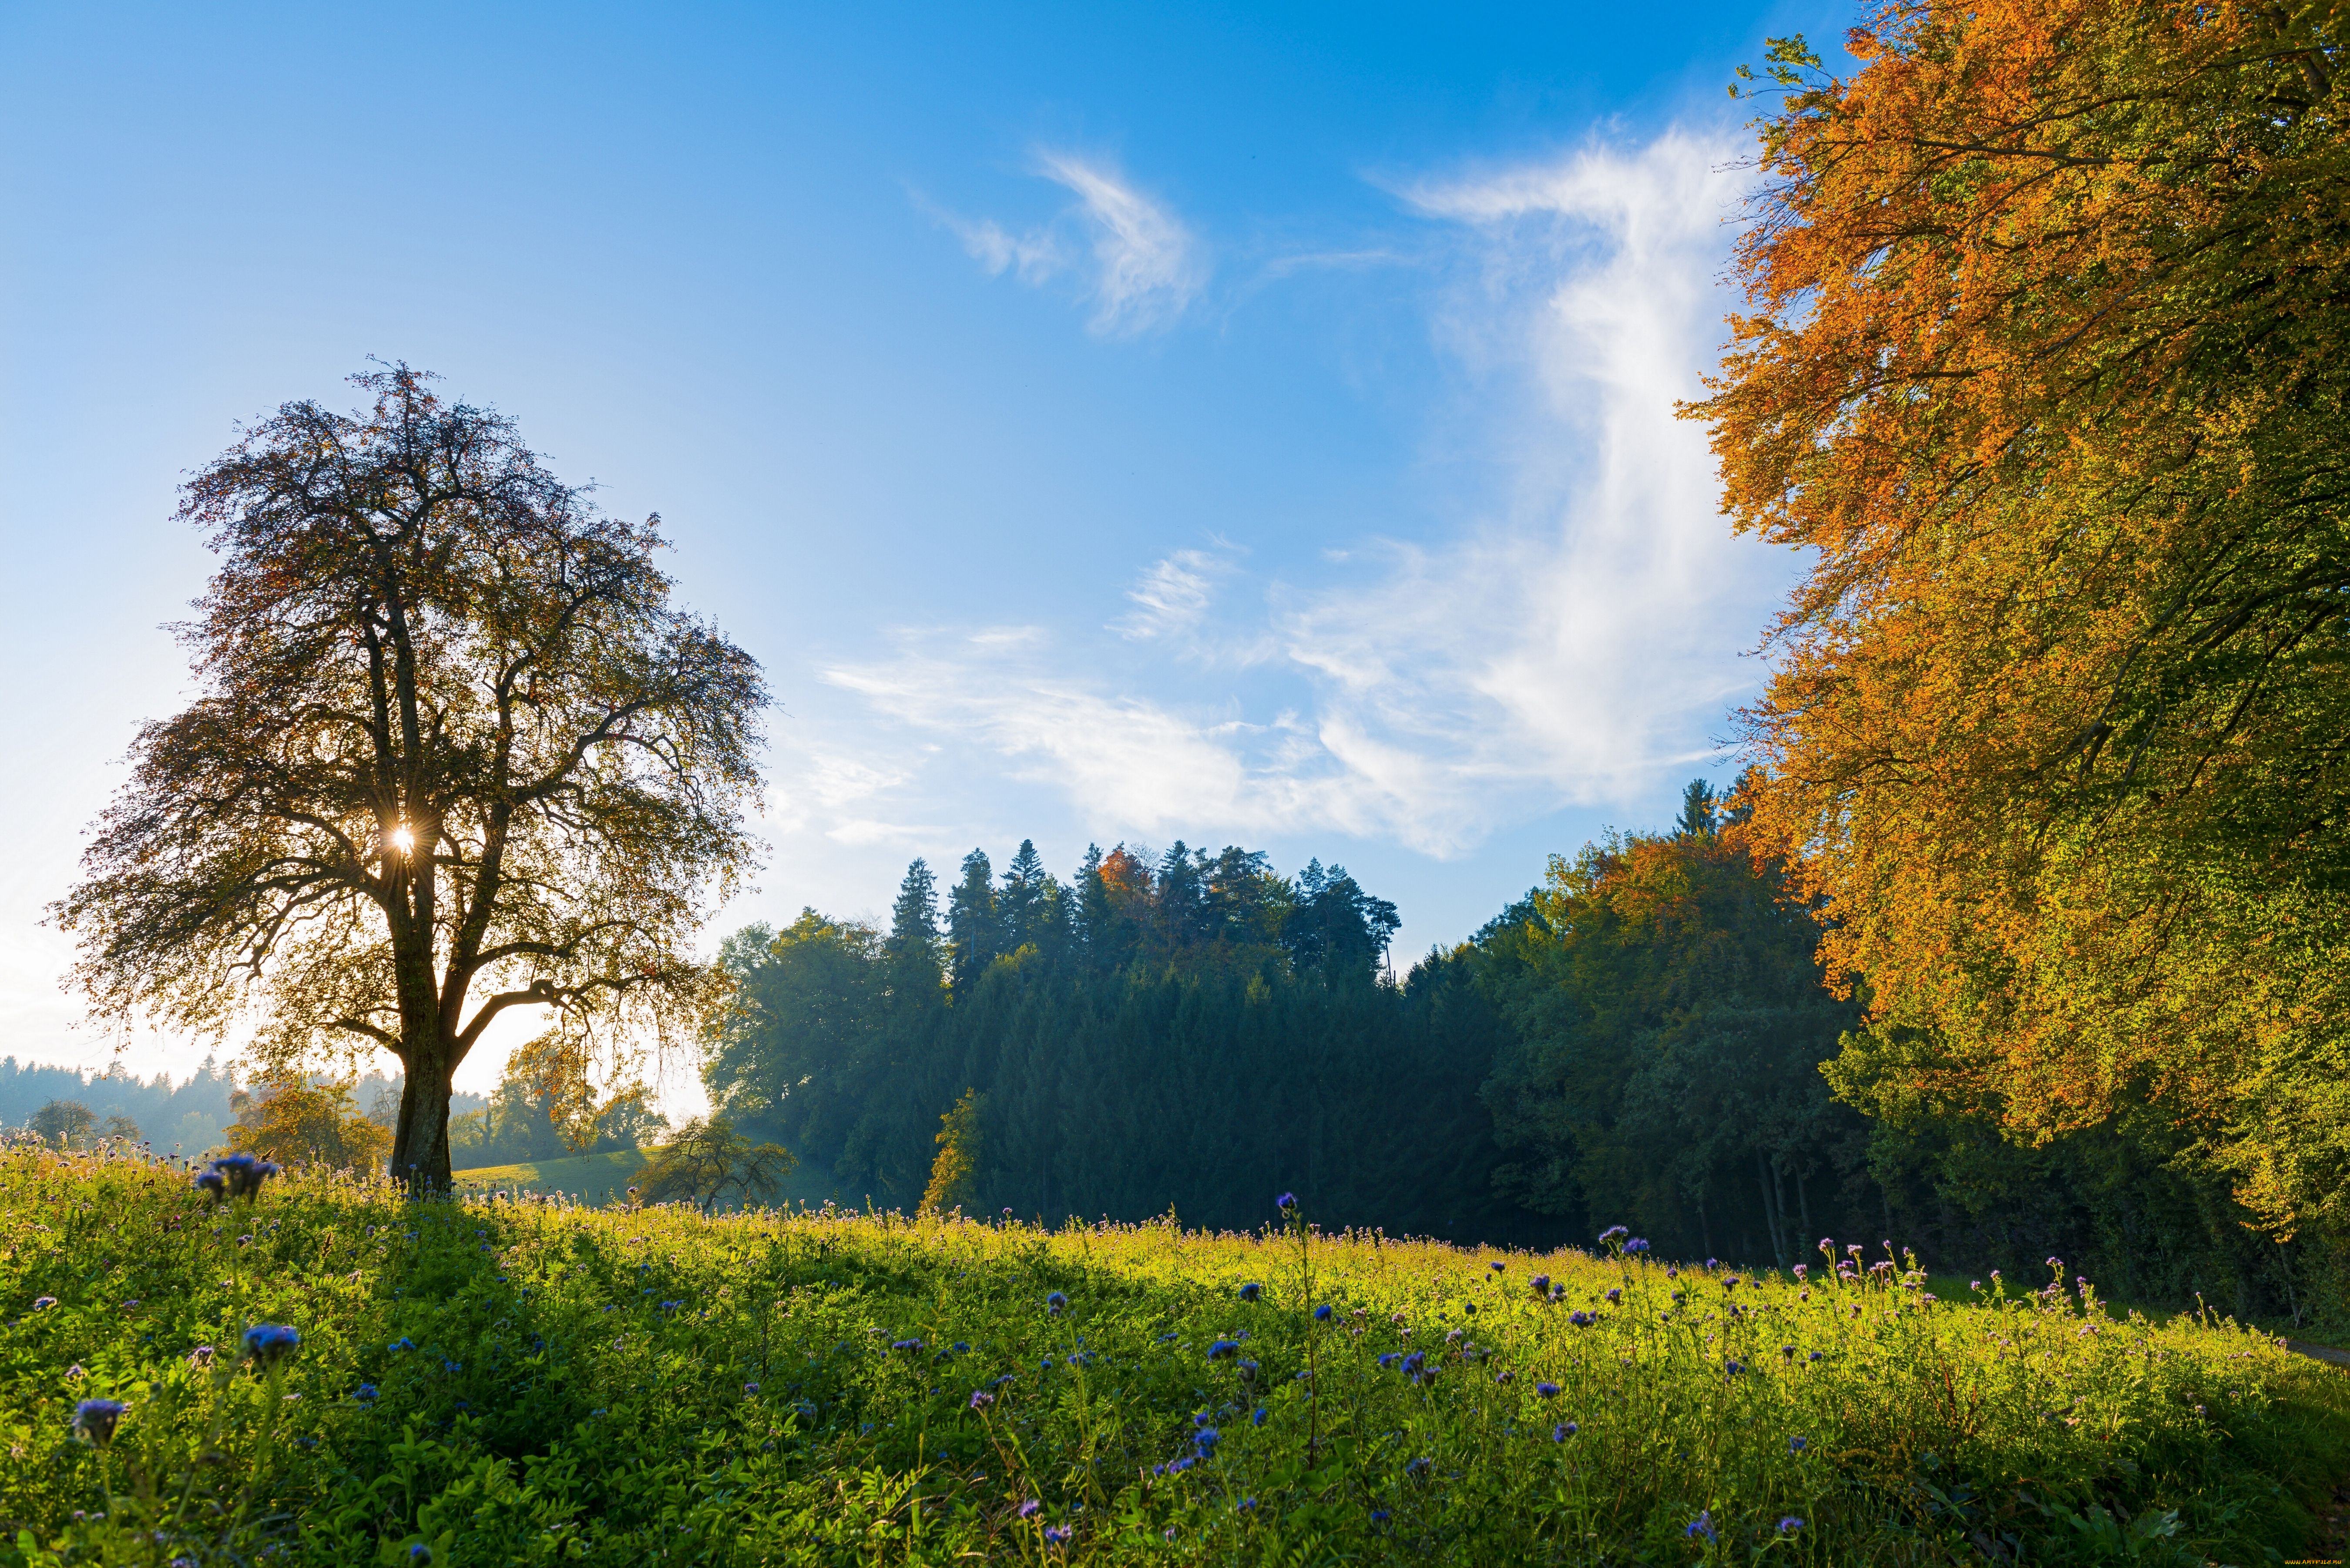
[53,366,765,1191]
[1694,2,2350,1237]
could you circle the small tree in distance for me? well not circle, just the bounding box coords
[53,366,766,1192]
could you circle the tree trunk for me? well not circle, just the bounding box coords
[389,1051,455,1194]
[1756,1149,1788,1270]
[1795,1166,1812,1246]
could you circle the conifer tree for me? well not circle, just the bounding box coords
[946,849,997,987]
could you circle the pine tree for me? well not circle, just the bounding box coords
[1676,779,1717,839]
[886,860,944,1009]
[947,849,998,988]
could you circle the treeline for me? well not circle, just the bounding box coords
[704,792,2321,1320]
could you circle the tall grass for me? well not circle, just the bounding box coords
[1,1142,2342,1565]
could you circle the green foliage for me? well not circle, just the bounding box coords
[1470,816,1867,1267]
[702,845,1493,1239]
[4,1146,2346,1565]
[636,1116,797,1213]
[26,1101,96,1148]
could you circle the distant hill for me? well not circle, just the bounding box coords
[454,1148,849,1210]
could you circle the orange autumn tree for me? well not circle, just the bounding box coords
[1693,3,2350,1236]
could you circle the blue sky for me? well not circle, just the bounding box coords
[0,1,1848,1101]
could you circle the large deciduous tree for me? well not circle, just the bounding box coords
[1693,3,2350,1235]
[54,366,765,1192]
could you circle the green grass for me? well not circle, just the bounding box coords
[3,1144,2347,1566]
[453,1149,852,1210]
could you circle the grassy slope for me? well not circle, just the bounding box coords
[452,1149,851,1209]
[3,1146,2347,1566]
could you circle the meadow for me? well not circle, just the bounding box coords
[3,1143,2345,1566]
[451,1152,852,1212]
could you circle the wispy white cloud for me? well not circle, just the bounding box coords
[930,152,1206,336]
[1115,547,1230,641]
[846,127,1776,856]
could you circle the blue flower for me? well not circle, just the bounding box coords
[389,1338,414,1352]
[354,1383,379,1403]
[1274,1192,1297,1211]
[1779,1516,1805,1534]
[1789,1434,1807,1453]
[1313,1304,1333,1322]
[1044,1292,1067,1315]
[1534,1381,1560,1399]
[1552,1421,1577,1441]
[1207,1339,1239,1360]
[1488,1260,1505,1272]
[1724,1359,1744,1377]
[193,1171,225,1198]
[1238,1282,1262,1302]
[31,1296,56,1311]
[408,1548,433,1565]
[1529,1273,1550,1296]
[1370,1509,1391,1526]
[1686,1511,1717,1543]
[1043,1524,1071,1545]
[1251,1406,1268,1426]
[969,1390,994,1410]
[1403,1456,1431,1480]
[1400,1351,1426,1380]
[1377,1352,1400,1368]
[1235,1497,1255,1512]
[1018,1499,1041,1518]
[743,1382,760,1396]
[241,1323,300,1367]
[1598,1225,1628,1245]
[1625,1238,1650,1255]
[70,1398,127,1446]
[892,1338,923,1352]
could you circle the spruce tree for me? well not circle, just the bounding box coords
[947,849,998,987]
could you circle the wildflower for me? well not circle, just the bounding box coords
[1792,1264,1808,1281]
[1598,1225,1628,1245]
[65,1363,85,1380]
[1377,1352,1401,1369]
[1236,1497,1256,1512]
[241,1323,300,1367]
[1314,1304,1333,1322]
[1779,1516,1804,1533]
[1553,1421,1577,1440]
[1705,1257,1719,1269]
[1686,1511,1717,1543]
[1534,1381,1560,1399]
[1807,1350,1822,1363]
[1489,1260,1505,1272]
[1207,1339,1240,1360]
[1194,1425,1221,1455]
[1724,1359,1744,1377]
[1970,1279,1983,1292]
[1606,1287,1621,1304]
[1275,1192,1297,1210]
[389,1337,415,1352]
[1625,1238,1650,1255]
[1403,1457,1432,1479]
[1399,1351,1426,1380]
[968,1390,994,1410]
[1251,1406,1268,1426]
[892,1338,923,1352]
[1238,1282,1262,1302]
[409,1548,433,1565]
[188,1345,215,1369]
[1019,1499,1042,1518]
[1371,1508,1392,1525]
[743,1382,760,1396]
[31,1296,56,1311]
[354,1383,379,1403]
[1044,1524,1071,1545]
[1529,1274,1550,1296]
[193,1171,226,1198]
[1494,1369,1514,1385]
[1237,1359,1259,1383]
[1044,1292,1068,1315]
[70,1398,126,1446]
[1724,1276,1740,1290]
[952,1342,969,1353]
[1568,1310,1594,1328]
[1789,1435,1807,1453]
[2046,1256,2064,1270]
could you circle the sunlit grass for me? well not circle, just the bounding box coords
[3,1142,2344,1565]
